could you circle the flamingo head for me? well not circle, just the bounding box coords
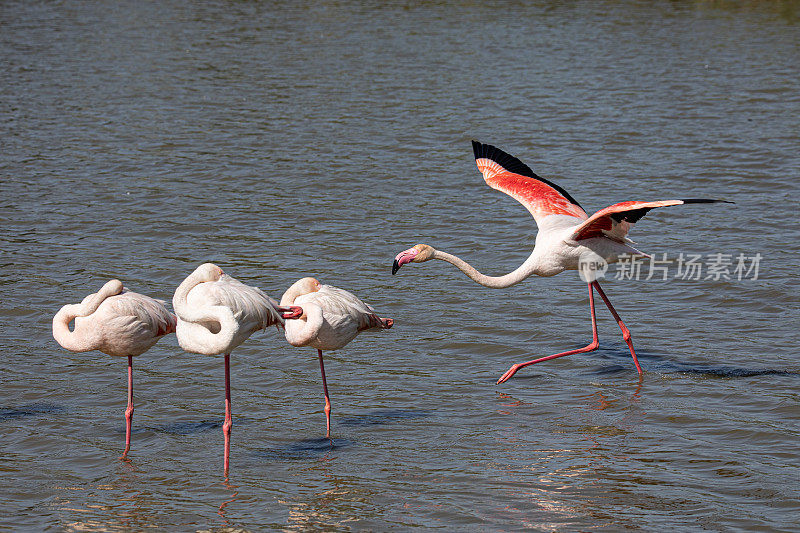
[294,277,321,293]
[101,279,124,296]
[392,244,434,275]
[193,262,225,282]
[280,277,321,309]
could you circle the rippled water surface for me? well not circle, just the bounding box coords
[2,1,800,531]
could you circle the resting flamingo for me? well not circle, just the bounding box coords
[172,263,301,474]
[280,277,394,438]
[52,279,176,459]
[392,141,732,383]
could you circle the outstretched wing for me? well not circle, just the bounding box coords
[570,199,733,243]
[472,141,588,226]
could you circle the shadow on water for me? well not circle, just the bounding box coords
[0,403,66,422]
[599,346,799,379]
[251,437,354,461]
[657,362,799,379]
[499,345,799,380]
[339,408,434,427]
[146,417,254,435]
[629,347,799,378]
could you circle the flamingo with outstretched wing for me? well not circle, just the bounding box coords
[393,141,732,383]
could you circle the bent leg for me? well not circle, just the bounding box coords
[497,283,599,384]
[592,281,642,374]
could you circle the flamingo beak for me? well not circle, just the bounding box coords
[392,249,417,275]
[279,305,304,319]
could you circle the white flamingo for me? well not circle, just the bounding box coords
[52,279,177,459]
[392,141,732,383]
[172,263,301,474]
[280,277,394,438]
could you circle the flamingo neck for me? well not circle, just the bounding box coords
[284,303,324,347]
[52,281,121,352]
[432,249,539,288]
[279,285,305,307]
[173,273,238,355]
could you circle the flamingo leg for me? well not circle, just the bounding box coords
[317,349,332,438]
[591,281,642,374]
[223,352,232,475]
[121,354,134,459]
[497,283,599,384]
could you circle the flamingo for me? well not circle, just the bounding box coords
[52,279,177,459]
[392,141,733,383]
[172,263,302,474]
[280,277,394,438]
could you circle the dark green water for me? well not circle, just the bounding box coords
[2,1,799,530]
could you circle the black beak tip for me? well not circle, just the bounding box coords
[391,260,400,275]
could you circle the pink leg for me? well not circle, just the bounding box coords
[497,283,599,384]
[121,354,134,459]
[223,353,232,475]
[592,281,642,374]
[318,350,332,438]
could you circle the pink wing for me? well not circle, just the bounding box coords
[570,199,733,243]
[472,141,588,226]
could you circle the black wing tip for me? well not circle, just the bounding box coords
[470,140,584,210]
[471,140,532,175]
[681,198,736,205]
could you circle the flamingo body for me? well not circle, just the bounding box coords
[283,281,391,350]
[281,277,393,437]
[174,266,285,356]
[173,263,294,474]
[52,279,176,458]
[393,141,732,381]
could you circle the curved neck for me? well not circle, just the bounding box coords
[432,249,538,288]
[284,304,324,347]
[173,274,238,355]
[280,285,306,307]
[52,282,120,352]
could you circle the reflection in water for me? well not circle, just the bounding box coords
[56,462,156,532]
[280,461,376,531]
[217,476,239,525]
[490,386,646,530]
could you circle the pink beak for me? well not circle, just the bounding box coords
[392,248,419,275]
[279,305,303,319]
